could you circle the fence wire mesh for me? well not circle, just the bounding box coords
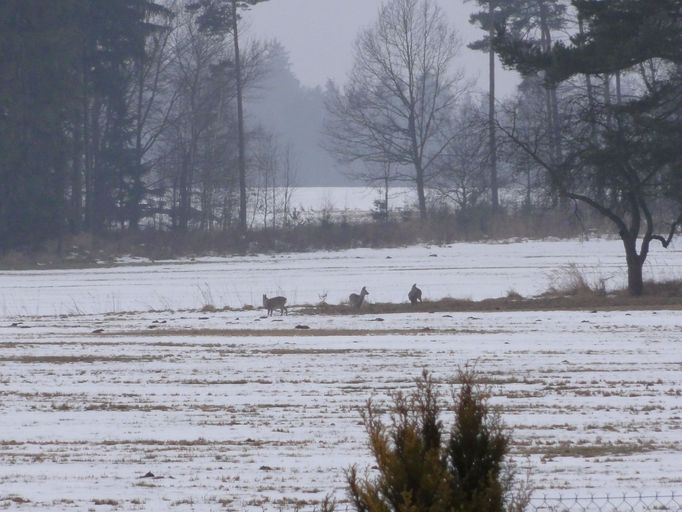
[529,493,682,511]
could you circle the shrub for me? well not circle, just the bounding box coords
[345,370,530,512]
[545,264,610,298]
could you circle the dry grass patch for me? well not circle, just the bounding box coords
[299,291,682,316]
[524,440,661,459]
[296,274,682,315]
[84,402,171,412]
[1,495,30,504]
[92,498,119,506]
[103,327,491,338]
[0,355,156,364]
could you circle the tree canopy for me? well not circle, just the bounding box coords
[495,0,682,295]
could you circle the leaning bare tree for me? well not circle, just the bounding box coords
[495,1,682,295]
[324,0,469,219]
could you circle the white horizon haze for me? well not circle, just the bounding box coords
[246,0,521,97]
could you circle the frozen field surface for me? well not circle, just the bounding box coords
[1,239,681,510]
[1,238,681,316]
[0,307,681,510]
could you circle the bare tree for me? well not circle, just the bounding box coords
[279,144,297,228]
[500,76,556,212]
[187,0,272,233]
[497,62,682,296]
[161,6,228,231]
[252,131,298,230]
[324,0,469,219]
[127,2,177,230]
[155,3,272,232]
[435,99,490,212]
[253,131,277,230]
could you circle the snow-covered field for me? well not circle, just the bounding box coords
[288,186,416,213]
[1,239,681,510]
[2,238,682,317]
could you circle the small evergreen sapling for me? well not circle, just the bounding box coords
[345,369,530,512]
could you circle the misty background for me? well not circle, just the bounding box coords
[245,0,519,186]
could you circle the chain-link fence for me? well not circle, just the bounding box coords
[287,493,682,511]
[529,493,682,511]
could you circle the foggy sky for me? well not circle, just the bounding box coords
[246,0,521,97]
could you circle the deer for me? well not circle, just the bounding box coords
[262,294,288,316]
[349,286,369,309]
[408,284,422,305]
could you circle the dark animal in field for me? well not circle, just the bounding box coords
[349,286,369,309]
[408,284,422,305]
[263,294,287,316]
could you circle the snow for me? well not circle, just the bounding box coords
[0,239,681,510]
[1,238,681,317]
[288,186,416,212]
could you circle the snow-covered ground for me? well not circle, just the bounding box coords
[1,239,681,510]
[288,186,416,213]
[1,238,681,317]
[0,309,681,510]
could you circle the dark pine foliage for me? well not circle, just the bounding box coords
[0,1,81,251]
[185,0,270,232]
[345,370,524,512]
[493,0,682,296]
[0,0,168,251]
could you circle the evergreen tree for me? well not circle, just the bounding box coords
[448,375,507,512]
[0,1,81,251]
[467,1,515,213]
[495,0,682,295]
[187,0,270,233]
[346,370,526,512]
[0,0,169,249]
[79,0,169,233]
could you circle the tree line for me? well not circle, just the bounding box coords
[0,0,283,253]
[1,0,681,294]
[324,0,682,295]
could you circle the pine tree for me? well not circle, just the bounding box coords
[187,0,270,233]
[346,370,526,512]
[448,376,508,512]
[0,1,82,251]
[494,0,682,295]
[468,1,514,214]
[79,0,169,233]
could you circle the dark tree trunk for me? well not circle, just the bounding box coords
[130,60,145,232]
[232,0,247,233]
[539,2,564,208]
[416,165,427,220]
[627,257,644,296]
[384,171,390,222]
[88,99,104,234]
[488,1,499,213]
[622,236,644,296]
[70,113,83,234]
[178,150,191,231]
[407,104,427,219]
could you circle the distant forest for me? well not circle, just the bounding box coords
[1,0,682,294]
[0,0,340,251]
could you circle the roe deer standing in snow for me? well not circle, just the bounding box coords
[263,294,287,316]
[349,286,369,309]
[408,284,422,305]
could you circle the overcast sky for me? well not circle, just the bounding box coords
[245,0,521,97]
